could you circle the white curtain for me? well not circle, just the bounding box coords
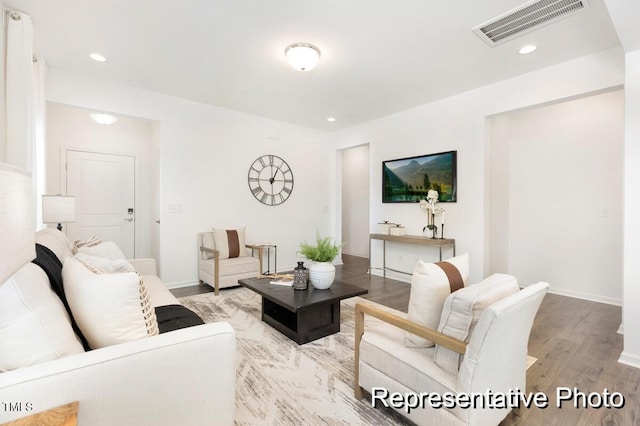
[5,10,34,171]
[4,10,47,229]
[33,57,48,230]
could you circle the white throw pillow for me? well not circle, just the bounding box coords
[405,253,469,347]
[62,258,158,349]
[0,263,84,372]
[77,241,126,261]
[212,227,246,259]
[74,253,136,273]
[73,235,103,253]
[433,273,520,375]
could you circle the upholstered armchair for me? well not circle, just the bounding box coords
[197,229,263,295]
[354,281,549,425]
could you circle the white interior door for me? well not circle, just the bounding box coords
[65,150,136,258]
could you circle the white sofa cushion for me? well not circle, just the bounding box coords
[73,235,103,252]
[434,273,519,375]
[405,253,469,348]
[212,227,246,259]
[360,314,463,418]
[77,241,126,260]
[62,258,159,349]
[142,274,180,308]
[199,255,259,278]
[0,263,84,372]
[74,253,136,273]
[35,228,75,261]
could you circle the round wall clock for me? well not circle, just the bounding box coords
[247,154,294,206]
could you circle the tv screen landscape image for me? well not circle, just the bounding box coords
[382,150,457,203]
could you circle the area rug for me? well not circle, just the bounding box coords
[180,287,409,425]
[180,288,536,425]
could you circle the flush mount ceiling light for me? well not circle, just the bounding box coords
[518,44,537,54]
[89,53,106,62]
[285,43,321,71]
[90,113,118,125]
[327,117,336,122]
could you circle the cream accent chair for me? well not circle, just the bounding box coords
[197,232,263,295]
[354,281,549,426]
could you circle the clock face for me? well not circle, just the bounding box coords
[247,155,294,206]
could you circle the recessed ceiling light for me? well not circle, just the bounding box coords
[90,113,117,125]
[518,44,537,55]
[327,117,336,122]
[89,53,106,62]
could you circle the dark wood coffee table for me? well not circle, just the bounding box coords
[238,277,368,344]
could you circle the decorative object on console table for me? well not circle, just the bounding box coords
[293,261,309,290]
[420,190,444,239]
[299,233,344,290]
[389,224,406,236]
[376,220,397,235]
[42,195,76,231]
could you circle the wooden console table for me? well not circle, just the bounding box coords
[369,233,456,277]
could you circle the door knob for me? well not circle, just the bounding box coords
[124,218,134,222]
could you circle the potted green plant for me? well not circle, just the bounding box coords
[299,233,344,289]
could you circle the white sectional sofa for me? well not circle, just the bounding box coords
[0,229,236,425]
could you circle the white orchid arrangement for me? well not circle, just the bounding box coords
[420,190,445,233]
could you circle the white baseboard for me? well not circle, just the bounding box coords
[369,272,622,305]
[618,351,640,369]
[342,250,369,258]
[369,269,411,283]
[166,280,200,289]
[546,286,621,306]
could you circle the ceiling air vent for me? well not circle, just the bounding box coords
[473,0,590,46]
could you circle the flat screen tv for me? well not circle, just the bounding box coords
[382,150,457,203]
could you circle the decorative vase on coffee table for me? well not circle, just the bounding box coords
[308,261,335,289]
[293,261,309,291]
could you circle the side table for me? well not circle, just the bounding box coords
[252,244,277,275]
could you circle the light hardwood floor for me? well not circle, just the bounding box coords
[172,254,639,425]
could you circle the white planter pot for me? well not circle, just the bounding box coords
[308,261,336,290]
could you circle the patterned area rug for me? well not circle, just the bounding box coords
[180,287,408,426]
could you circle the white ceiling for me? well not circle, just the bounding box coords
[5,0,621,131]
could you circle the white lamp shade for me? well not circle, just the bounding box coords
[285,43,321,72]
[42,195,76,224]
[0,163,35,285]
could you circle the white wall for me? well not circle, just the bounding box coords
[620,49,640,367]
[604,0,640,372]
[331,47,625,285]
[45,102,156,258]
[0,1,5,162]
[45,69,332,287]
[341,144,370,257]
[489,90,623,304]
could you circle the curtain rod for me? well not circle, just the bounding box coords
[3,7,28,26]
